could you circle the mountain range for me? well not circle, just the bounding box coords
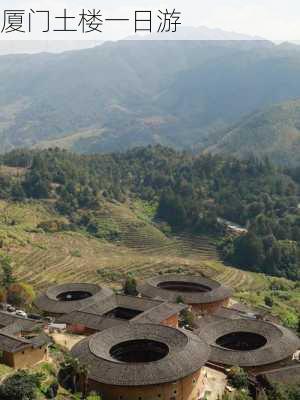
[1,30,300,165]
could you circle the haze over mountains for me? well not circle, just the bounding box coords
[1,30,300,165]
[208,100,300,166]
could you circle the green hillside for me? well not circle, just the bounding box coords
[209,99,300,166]
[0,198,298,328]
[3,40,300,163]
[0,147,298,327]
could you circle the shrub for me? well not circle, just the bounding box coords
[228,367,248,390]
[7,282,35,307]
[264,295,273,307]
[123,274,138,296]
[180,308,195,328]
[0,370,43,400]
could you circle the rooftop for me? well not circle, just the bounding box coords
[0,329,51,353]
[259,364,300,385]
[0,311,43,333]
[57,294,186,331]
[196,318,300,367]
[71,323,209,386]
[34,283,113,315]
[137,274,232,304]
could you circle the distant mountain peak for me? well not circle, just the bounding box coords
[125,25,268,41]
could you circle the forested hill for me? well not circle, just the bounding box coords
[208,99,300,166]
[3,39,300,167]
[1,146,300,280]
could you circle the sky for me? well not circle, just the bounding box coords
[1,0,300,52]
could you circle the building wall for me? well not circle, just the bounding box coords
[209,356,295,376]
[67,323,97,335]
[86,369,205,400]
[161,314,179,328]
[67,316,179,334]
[140,294,230,316]
[191,298,230,315]
[2,345,48,369]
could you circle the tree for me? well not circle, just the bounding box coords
[23,167,50,199]
[11,182,26,201]
[264,295,273,308]
[0,255,15,290]
[227,367,248,390]
[176,295,184,304]
[233,233,264,270]
[0,370,43,400]
[59,354,88,394]
[6,282,35,308]
[265,382,300,400]
[180,308,195,328]
[156,189,186,229]
[123,274,138,296]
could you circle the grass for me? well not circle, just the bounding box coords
[0,363,12,379]
[236,279,300,328]
[131,199,158,222]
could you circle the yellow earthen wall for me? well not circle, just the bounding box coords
[86,369,205,400]
[2,346,48,369]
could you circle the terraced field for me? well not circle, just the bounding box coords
[0,199,297,331]
[0,199,270,297]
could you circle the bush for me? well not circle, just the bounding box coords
[228,367,248,390]
[222,390,252,400]
[37,220,64,233]
[180,308,195,328]
[6,282,35,308]
[87,392,102,400]
[123,274,138,296]
[264,295,273,307]
[0,370,43,400]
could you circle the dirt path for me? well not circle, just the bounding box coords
[50,332,86,350]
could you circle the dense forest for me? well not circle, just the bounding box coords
[1,145,300,280]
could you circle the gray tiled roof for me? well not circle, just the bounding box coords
[71,323,210,386]
[0,328,51,353]
[57,295,185,331]
[82,294,163,315]
[260,364,300,384]
[0,332,31,353]
[57,310,127,331]
[137,274,232,304]
[196,318,300,367]
[30,332,52,348]
[133,302,186,324]
[0,311,43,332]
[34,283,113,315]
